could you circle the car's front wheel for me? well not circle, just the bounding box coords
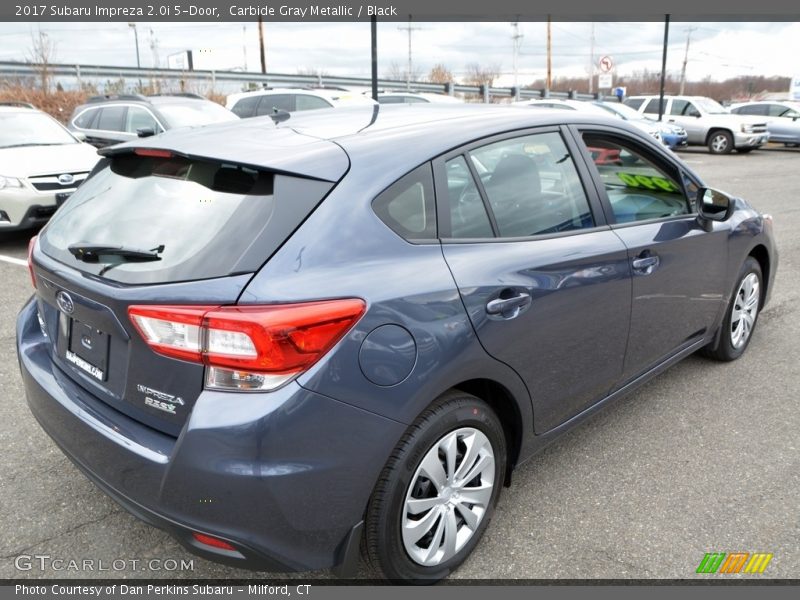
[363,391,506,582]
[707,130,734,154]
[702,257,763,361]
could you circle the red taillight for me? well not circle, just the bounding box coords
[27,235,37,289]
[128,299,366,391]
[192,532,237,552]
[133,148,173,158]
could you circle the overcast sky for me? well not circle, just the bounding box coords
[1,21,798,87]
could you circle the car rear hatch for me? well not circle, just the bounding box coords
[31,125,348,437]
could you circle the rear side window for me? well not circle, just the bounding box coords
[372,164,436,241]
[96,106,126,131]
[231,96,260,118]
[257,94,295,115]
[40,153,333,284]
[624,98,645,110]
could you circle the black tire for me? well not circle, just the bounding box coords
[707,130,734,154]
[363,391,506,582]
[702,257,763,361]
[737,147,755,154]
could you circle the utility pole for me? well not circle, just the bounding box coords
[258,16,266,74]
[398,15,423,91]
[658,15,670,122]
[679,26,696,95]
[546,16,552,90]
[511,22,523,89]
[588,23,595,94]
[128,23,141,92]
[242,25,247,72]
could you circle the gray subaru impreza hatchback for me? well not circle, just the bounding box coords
[18,104,776,581]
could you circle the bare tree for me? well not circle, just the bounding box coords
[464,63,501,87]
[427,64,453,84]
[27,30,56,93]
[385,61,423,83]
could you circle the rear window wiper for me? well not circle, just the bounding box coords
[68,243,165,263]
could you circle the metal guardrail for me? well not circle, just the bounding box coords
[0,61,603,102]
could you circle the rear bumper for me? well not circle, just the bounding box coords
[17,299,405,573]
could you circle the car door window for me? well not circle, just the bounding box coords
[73,108,99,129]
[582,133,690,223]
[624,98,645,110]
[736,104,767,116]
[295,95,332,111]
[125,106,160,133]
[467,132,594,238]
[231,96,260,118]
[257,94,295,115]
[671,100,699,117]
[96,106,126,132]
[642,98,665,115]
[444,155,494,238]
[768,104,797,118]
[372,164,436,240]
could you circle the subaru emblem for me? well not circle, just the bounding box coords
[58,173,75,185]
[56,291,75,314]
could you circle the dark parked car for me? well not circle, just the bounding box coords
[68,93,238,147]
[19,105,777,581]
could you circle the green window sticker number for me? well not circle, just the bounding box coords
[617,172,679,193]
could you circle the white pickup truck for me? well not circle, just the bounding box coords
[623,95,769,154]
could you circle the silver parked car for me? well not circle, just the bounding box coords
[730,101,800,147]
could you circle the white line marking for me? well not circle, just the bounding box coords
[0,254,27,267]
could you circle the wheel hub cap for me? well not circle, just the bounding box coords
[402,427,495,567]
[730,272,759,349]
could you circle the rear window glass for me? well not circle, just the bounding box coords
[40,153,333,284]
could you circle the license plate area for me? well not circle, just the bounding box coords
[55,191,72,206]
[65,318,109,381]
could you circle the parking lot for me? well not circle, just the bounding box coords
[1,145,798,581]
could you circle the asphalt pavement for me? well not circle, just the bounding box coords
[1,146,798,580]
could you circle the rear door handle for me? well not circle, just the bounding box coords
[632,254,660,275]
[486,292,532,319]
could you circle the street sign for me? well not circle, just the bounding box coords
[599,56,614,73]
[598,73,613,89]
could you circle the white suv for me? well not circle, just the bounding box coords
[226,88,376,118]
[624,95,769,154]
[0,103,99,233]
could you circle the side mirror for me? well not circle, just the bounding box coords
[697,187,733,223]
[72,131,87,142]
[137,127,156,138]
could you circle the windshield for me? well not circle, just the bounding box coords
[0,111,78,148]
[694,97,729,115]
[157,102,239,128]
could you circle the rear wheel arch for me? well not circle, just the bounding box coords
[451,378,522,485]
